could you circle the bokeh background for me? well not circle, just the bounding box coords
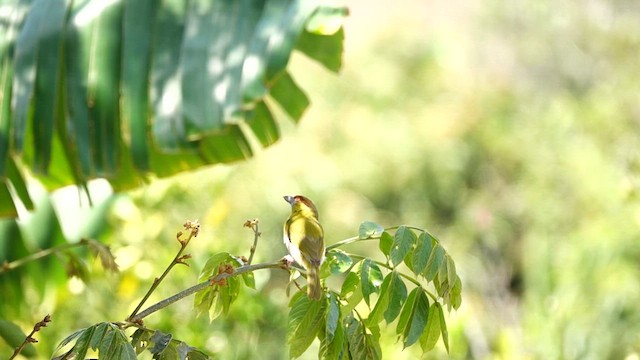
[3,0,640,358]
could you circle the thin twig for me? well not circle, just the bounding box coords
[9,314,51,360]
[127,220,200,321]
[244,219,260,265]
[0,241,89,275]
[129,260,284,322]
[326,226,434,252]
[326,236,362,251]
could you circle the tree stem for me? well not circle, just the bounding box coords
[127,221,199,321]
[0,240,88,274]
[130,261,283,322]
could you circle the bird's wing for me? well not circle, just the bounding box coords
[297,218,324,266]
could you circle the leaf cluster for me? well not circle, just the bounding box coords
[193,252,255,321]
[0,0,346,217]
[51,323,209,360]
[284,222,461,359]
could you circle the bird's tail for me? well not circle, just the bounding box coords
[307,265,322,300]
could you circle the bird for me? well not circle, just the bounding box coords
[283,195,325,300]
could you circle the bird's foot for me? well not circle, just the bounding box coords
[280,255,295,269]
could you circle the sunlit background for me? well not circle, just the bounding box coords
[4,0,640,358]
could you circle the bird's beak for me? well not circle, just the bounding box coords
[283,195,294,204]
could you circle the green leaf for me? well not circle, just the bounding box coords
[86,323,137,360]
[344,314,381,360]
[31,0,67,174]
[194,252,240,320]
[198,252,232,281]
[451,275,462,310]
[360,258,383,307]
[412,232,433,276]
[130,328,208,360]
[340,271,363,314]
[287,291,327,359]
[341,271,359,298]
[5,154,34,211]
[366,273,391,326]
[264,0,319,80]
[438,254,448,287]
[193,286,215,319]
[149,330,172,356]
[403,248,415,274]
[0,51,15,177]
[88,322,109,350]
[54,327,88,355]
[12,0,44,154]
[296,28,344,73]
[437,302,450,353]
[446,254,457,288]
[247,100,280,147]
[182,346,209,360]
[378,231,393,258]
[419,303,441,353]
[384,272,407,324]
[327,249,353,275]
[97,325,116,357]
[319,316,346,360]
[434,273,449,300]
[395,288,416,336]
[269,71,310,123]
[368,271,407,325]
[220,275,241,315]
[390,226,417,267]
[131,329,151,354]
[424,244,445,281]
[121,0,157,171]
[199,125,253,164]
[358,221,384,239]
[396,288,430,348]
[325,292,340,342]
[70,325,95,360]
[0,180,17,217]
[242,271,256,289]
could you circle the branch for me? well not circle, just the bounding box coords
[9,314,51,360]
[327,226,435,251]
[127,220,199,321]
[0,241,89,274]
[243,219,260,265]
[129,260,284,322]
[326,236,362,250]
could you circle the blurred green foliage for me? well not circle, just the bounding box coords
[2,0,640,359]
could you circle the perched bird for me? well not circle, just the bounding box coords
[283,195,325,300]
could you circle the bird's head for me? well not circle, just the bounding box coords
[284,195,319,220]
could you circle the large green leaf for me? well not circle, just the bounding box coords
[0,0,346,216]
[344,314,381,360]
[53,323,137,359]
[411,232,433,276]
[395,287,429,349]
[287,291,327,359]
[367,271,407,326]
[390,226,416,267]
[360,258,383,307]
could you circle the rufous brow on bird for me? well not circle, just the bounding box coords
[283,195,325,300]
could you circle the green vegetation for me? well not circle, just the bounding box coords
[2,0,640,359]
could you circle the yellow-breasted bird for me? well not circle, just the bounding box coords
[283,195,325,300]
